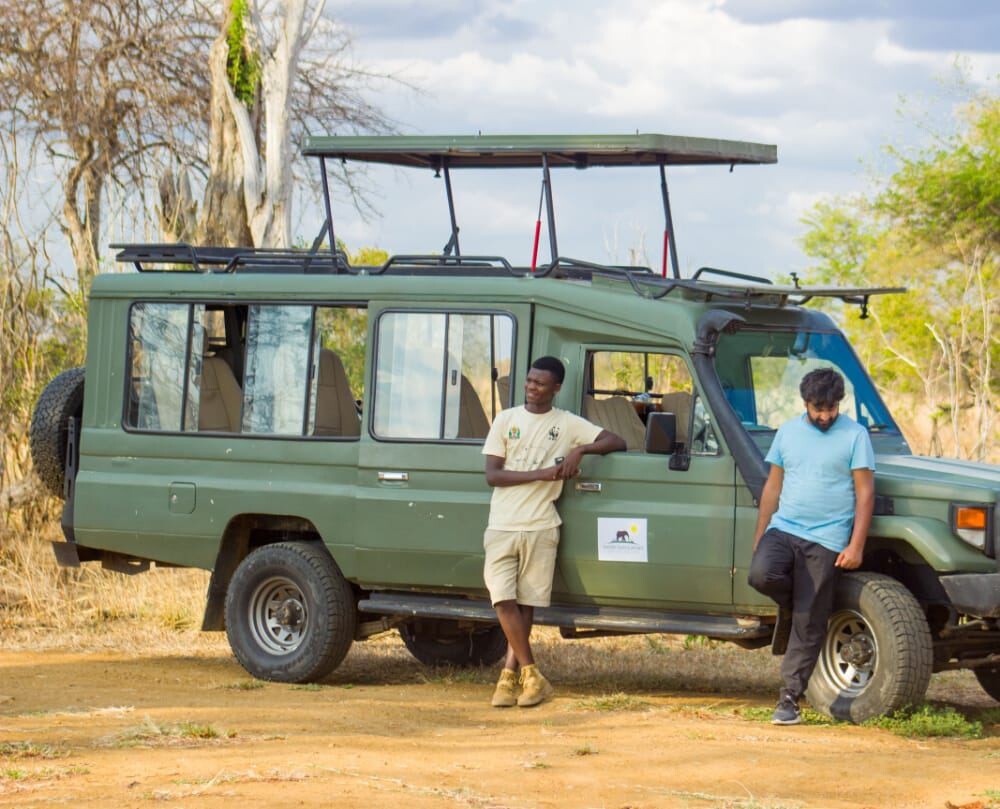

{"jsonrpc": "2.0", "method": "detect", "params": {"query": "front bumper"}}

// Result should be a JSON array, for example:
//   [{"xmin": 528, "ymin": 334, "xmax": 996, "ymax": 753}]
[{"xmin": 940, "ymin": 573, "xmax": 1000, "ymax": 619}]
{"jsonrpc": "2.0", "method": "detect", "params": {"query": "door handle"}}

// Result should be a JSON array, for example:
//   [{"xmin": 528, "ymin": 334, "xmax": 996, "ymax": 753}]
[
  {"xmin": 575, "ymin": 481, "xmax": 602, "ymax": 493},
  {"xmin": 378, "ymin": 471, "xmax": 409, "ymax": 482}
]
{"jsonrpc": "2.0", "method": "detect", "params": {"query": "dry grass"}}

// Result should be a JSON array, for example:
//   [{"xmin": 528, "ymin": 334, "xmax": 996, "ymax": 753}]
[
  {"xmin": 0, "ymin": 742, "xmax": 72, "ymax": 760},
  {"xmin": 0, "ymin": 519, "xmax": 214, "ymax": 652},
  {"xmin": 99, "ymin": 716, "xmax": 234, "ymax": 748}
]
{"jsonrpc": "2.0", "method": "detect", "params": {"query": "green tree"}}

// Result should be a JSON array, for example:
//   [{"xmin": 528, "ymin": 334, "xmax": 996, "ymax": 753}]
[{"xmin": 801, "ymin": 94, "xmax": 999, "ymax": 460}]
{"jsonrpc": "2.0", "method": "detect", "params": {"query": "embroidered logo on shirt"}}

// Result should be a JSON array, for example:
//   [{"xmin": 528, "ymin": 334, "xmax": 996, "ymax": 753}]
[
  {"xmin": 508, "ymin": 425, "xmax": 520, "ymax": 439},
  {"xmin": 548, "ymin": 426, "xmax": 561, "ymax": 441}
]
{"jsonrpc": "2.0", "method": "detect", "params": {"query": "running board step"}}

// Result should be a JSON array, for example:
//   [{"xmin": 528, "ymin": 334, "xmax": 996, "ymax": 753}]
[{"xmin": 357, "ymin": 592, "xmax": 769, "ymax": 639}]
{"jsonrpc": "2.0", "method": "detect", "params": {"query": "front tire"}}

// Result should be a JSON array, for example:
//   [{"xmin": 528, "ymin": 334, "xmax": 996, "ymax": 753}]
[
  {"xmin": 806, "ymin": 572, "xmax": 932, "ymax": 723},
  {"xmin": 399, "ymin": 621, "xmax": 508, "ymax": 667},
  {"xmin": 224, "ymin": 542, "xmax": 356, "ymax": 683}
]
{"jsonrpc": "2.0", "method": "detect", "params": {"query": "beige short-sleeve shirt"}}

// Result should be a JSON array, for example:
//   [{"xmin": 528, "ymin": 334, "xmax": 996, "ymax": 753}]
[{"xmin": 482, "ymin": 406, "xmax": 602, "ymax": 531}]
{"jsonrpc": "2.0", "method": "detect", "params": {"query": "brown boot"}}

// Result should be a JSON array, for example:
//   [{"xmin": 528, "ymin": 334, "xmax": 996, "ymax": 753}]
[
  {"xmin": 491, "ymin": 668, "xmax": 519, "ymax": 707},
  {"xmin": 517, "ymin": 664, "xmax": 554, "ymax": 707}
]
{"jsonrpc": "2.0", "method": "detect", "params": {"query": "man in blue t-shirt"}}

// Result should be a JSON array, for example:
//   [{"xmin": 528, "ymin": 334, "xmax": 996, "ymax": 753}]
[{"xmin": 748, "ymin": 367, "xmax": 876, "ymax": 725}]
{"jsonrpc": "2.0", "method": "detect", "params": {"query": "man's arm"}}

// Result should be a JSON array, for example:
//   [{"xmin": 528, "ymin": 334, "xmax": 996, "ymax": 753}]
[
  {"xmin": 753, "ymin": 464, "xmax": 784, "ymax": 551},
  {"xmin": 556, "ymin": 429, "xmax": 626, "ymax": 479},
  {"xmin": 484, "ymin": 454, "xmax": 561, "ymax": 487},
  {"xmin": 836, "ymin": 468, "xmax": 875, "ymax": 569}
]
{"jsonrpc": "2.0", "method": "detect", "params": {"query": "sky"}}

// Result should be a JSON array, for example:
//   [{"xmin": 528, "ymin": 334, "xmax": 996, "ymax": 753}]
[{"xmin": 307, "ymin": 0, "xmax": 1000, "ymax": 279}]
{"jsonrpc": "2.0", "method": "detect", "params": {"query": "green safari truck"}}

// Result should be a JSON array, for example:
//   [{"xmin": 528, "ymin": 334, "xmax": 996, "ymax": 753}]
[{"xmin": 30, "ymin": 135, "xmax": 1000, "ymax": 722}]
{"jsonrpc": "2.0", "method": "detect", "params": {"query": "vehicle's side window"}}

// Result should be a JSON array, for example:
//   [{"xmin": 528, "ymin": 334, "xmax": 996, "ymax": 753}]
[
  {"xmin": 242, "ymin": 305, "xmax": 313, "ymax": 435},
  {"xmin": 126, "ymin": 303, "xmax": 204, "ymax": 431},
  {"xmin": 373, "ymin": 311, "xmax": 514, "ymax": 441},
  {"xmin": 125, "ymin": 301, "xmax": 367, "ymax": 439},
  {"xmin": 690, "ymin": 395, "xmax": 720, "ymax": 455},
  {"xmin": 308, "ymin": 307, "xmax": 368, "ymax": 437},
  {"xmin": 585, "ymin": 350, "xmax": 717, "ymax": 454}
]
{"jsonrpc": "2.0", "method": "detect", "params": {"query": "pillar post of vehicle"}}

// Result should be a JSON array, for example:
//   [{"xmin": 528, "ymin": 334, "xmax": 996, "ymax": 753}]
[
  {"xmin": 319, "ymin": 156, "xmax": 340, "ymax": 271},
  {"xmin": 542, "ymin": 153, "xmax": 559, "ymax": 268},
  {"xmin": 441, "ymin": 160, "xmax": 461, "ymax": 258},
  {"xmin": 659, "ymin": 160, "xmax": 680, "ymax": 279}
]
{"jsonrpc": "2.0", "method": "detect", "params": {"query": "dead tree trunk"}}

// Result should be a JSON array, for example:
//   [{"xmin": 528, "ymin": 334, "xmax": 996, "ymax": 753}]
[{"xmin": 198, "ymin": 11, "xmax": 256, "ymax": 248}]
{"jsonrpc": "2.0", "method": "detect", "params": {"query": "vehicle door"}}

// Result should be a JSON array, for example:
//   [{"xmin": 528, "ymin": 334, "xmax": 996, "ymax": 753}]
[
  {"xmin": 355, "ymin": 302, "xmax": 531, "ymax": 591},
  {"xmin": 555, "ymin": 348, "xmax": 737, "ymax": 608}
]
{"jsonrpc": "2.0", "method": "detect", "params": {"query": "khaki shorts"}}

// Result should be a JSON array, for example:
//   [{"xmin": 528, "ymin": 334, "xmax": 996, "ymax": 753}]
[{"xmin": 483, "ymin": 527, "xmax": 560, "ymax": 607}]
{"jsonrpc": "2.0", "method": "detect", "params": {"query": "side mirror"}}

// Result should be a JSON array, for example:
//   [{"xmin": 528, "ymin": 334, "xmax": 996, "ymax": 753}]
[{"xmin": 644, "ymin": 412, "xmax": 676, "ymax": 455}]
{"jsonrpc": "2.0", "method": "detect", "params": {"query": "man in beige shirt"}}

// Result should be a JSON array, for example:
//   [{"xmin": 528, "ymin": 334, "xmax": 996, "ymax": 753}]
[{"xmin": 482, "ymin": 356, "xmax": 625, "ymax": 707}]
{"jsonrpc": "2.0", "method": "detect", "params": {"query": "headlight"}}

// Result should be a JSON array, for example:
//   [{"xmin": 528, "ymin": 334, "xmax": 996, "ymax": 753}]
[{"xmin": 950, "ymin": 504, "xmax": 991, "ymax": 552}]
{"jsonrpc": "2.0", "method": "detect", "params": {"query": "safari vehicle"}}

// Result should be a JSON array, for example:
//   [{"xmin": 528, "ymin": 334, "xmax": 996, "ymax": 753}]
[{"xmin": 31, "ymin": 134, "xmax": 999, "ymax": 722}]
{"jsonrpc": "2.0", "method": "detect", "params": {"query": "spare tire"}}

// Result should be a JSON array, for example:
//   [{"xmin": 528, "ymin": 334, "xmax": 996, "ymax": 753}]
[{"xmin": 30, "ymin": 367, "xmax": 85, "ymax": 497}]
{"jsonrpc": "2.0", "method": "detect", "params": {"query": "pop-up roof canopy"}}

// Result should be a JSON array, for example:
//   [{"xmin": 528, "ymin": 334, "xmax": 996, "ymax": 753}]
[
  {"xmin": 303, "ymin": 133, "xmax": 778, "ymax": 278},
  {"xmin": 302, "ymin": 133, "xmax": 777, "ymax": 169}
]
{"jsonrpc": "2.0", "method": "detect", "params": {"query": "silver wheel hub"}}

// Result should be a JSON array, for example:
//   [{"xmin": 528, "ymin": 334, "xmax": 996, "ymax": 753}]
[
  {"xmin": 817, "ymin": 609, "xmax": 878, "ymax": 695},
  {"xmin": 248, "ymin": 576, "xmax": 308, "ymax": 656}
]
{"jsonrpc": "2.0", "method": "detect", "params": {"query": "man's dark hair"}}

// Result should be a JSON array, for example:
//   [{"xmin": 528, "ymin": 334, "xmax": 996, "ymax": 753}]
[
  {"xmin": 530, "ymin": 356, "xmax": 565, "ymax": 384},
  {"xmin": 799, "ymin": 368, "xmax": 845, "ymax": 406}
]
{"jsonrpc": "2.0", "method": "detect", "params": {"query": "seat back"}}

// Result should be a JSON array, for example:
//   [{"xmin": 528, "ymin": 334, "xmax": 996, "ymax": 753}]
[
  {"xmin": 199, "ymin": 356, "xmax": 243, "ymax": 432},
  {"xmin": 583, "ymin": 395, "xmax": 645, "ymax": 451},
  {"xmin": 458, "ymin": 374, "xmax": 491, "ymax": 438},
  {"xmin": 314, "ymin": 348, "xmax": 361, "ymax": 437},
  {"xmin": 659, "ymin": 391, "xmax": 692, "ymax": 443},
  {"xmin": 495, "ymin": 374, "xmax": 511, "ymax": 410}
]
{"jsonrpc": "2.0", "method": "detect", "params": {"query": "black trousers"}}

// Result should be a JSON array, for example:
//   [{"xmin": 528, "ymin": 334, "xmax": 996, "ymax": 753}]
[{"xmin": 748, "ymin": 528, "xmax": 841, "ymax": 701}]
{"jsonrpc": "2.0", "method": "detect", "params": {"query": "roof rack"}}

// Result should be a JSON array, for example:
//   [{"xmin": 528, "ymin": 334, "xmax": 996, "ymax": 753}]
[
  {"xmin": 109, "ymin": 242, "xmax": 902, "ymax": 315},
  {"xmin": 111, "ymin": 243, "xmax": 351, "ymax": 274}
]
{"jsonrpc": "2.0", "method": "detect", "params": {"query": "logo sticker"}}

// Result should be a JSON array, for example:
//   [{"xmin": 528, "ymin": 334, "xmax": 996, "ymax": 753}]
[
  {"xmin": 597, "ymin": 518, "xmax": 648, "ymax": 563},
  {"xmin": 548, "ymin": 426, "xmax": 561, "ymax": 441},
  {"xmin": 508, "ymin": 425, "xmax": 520, "ymax": 439}
]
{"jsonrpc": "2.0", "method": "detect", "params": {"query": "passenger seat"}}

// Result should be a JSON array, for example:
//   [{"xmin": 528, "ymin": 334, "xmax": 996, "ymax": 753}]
[
  {"xmin": 458, "ymin": 374, "xmax": 491, "ymax": 439},
  {"xmin": 198, "ymin": 355, "xmax": 243, "ymax": 432},
  {"xmin": 313, "ymin": 348, "xmax": 361, "ymax": 437},
  {"xmin": 659, "ymin": 392, "xmax": 692, "ymax": 445},
  {"xmin": 495, "ymin": 374, "xmax": 510, "ymax": 410},
  {"xmin": 583, "ymin": 395, "xmax": 646, "ymax": 451}
]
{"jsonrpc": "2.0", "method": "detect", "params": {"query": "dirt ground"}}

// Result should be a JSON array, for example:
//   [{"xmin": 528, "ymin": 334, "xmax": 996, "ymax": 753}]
[{"xmin": 0, "ymin": 631, "xmax": 998, "ymax": 809}]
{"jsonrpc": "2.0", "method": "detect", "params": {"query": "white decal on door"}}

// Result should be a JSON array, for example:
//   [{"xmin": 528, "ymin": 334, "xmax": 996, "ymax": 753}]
[{"xmin": 597, "ymin": 517, "xmax": 648, "ymax": 563}]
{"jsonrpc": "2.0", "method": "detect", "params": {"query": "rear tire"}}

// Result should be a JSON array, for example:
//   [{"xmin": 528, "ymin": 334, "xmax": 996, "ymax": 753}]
[
  {"xmin": 806, "ymin": 572, "xmax": 932, "ymax": 723},
  {"xmin": 29, "ymin": 367, "xmax": 85, "ymax": 497},
  {"xmin": 973, "ymin": 666, "xmax": 1000, "ymax": 703},
  {"xmin": 225, "ymin": 542, "xmax": 356, "ymax": 683},
  {"xmin": 399, "ymin": 621, "xmax": 508, "ymax": 667}
]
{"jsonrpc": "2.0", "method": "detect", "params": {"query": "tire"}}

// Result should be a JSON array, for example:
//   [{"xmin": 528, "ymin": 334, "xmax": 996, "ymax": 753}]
[
  {"xmin": 224, "ymin": 542, "xmax": 356, "ymax": 683},
  {"xmin": 973, "ymin": 666, "xmax": 1000, "ymax": 703},
  {"xmin": 29, "ymin": 367, "xmax": 85, "ymax": 497},
  {"xmin": 399, "ymin": 621, "xmax": 508, "ymax": 667},
  {"xmin": 806, "ymin": 572, "xmax": 933, "ymax": 723}
]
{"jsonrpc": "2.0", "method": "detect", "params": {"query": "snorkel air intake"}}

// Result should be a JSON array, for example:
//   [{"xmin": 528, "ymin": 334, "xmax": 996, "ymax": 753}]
[{"xmin": 692, "ymin": 310, "xmax": 767, "ymax": 502}]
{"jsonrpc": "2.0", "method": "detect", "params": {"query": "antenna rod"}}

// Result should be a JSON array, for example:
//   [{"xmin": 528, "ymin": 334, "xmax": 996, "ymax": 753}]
[
  {"xmin": 319, "ymin": 157, "xmax": 339, "ymax": 271},
  {"xmin": 442, "ymin": 162, "xmax": 461, "ymax": 257},
  {"xmin": 542, "ymin": 153, "xmax": 558, "ymax": 266},
  {"xmin": 659, "ymin": 161, "xmax": 680, "ymax": 279}
]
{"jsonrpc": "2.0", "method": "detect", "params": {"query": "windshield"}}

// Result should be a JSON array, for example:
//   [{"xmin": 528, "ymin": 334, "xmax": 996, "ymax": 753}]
[{"xmin": 714, "ymin": 329, "xmax": 908, "ymax": 454}]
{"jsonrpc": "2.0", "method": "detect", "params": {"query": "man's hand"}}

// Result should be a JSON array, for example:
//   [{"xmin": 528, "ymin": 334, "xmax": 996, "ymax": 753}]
[
  {"xmin": 555, "ymin": 447, "xmax": 585, "ymax": 480},
  {"xmin": 835, "ymin": 544, "xmax": 864, "ymax": 569},
  {"xmin": 538, "ymin": 464, "xmax": 562, "ymax": 482}
]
